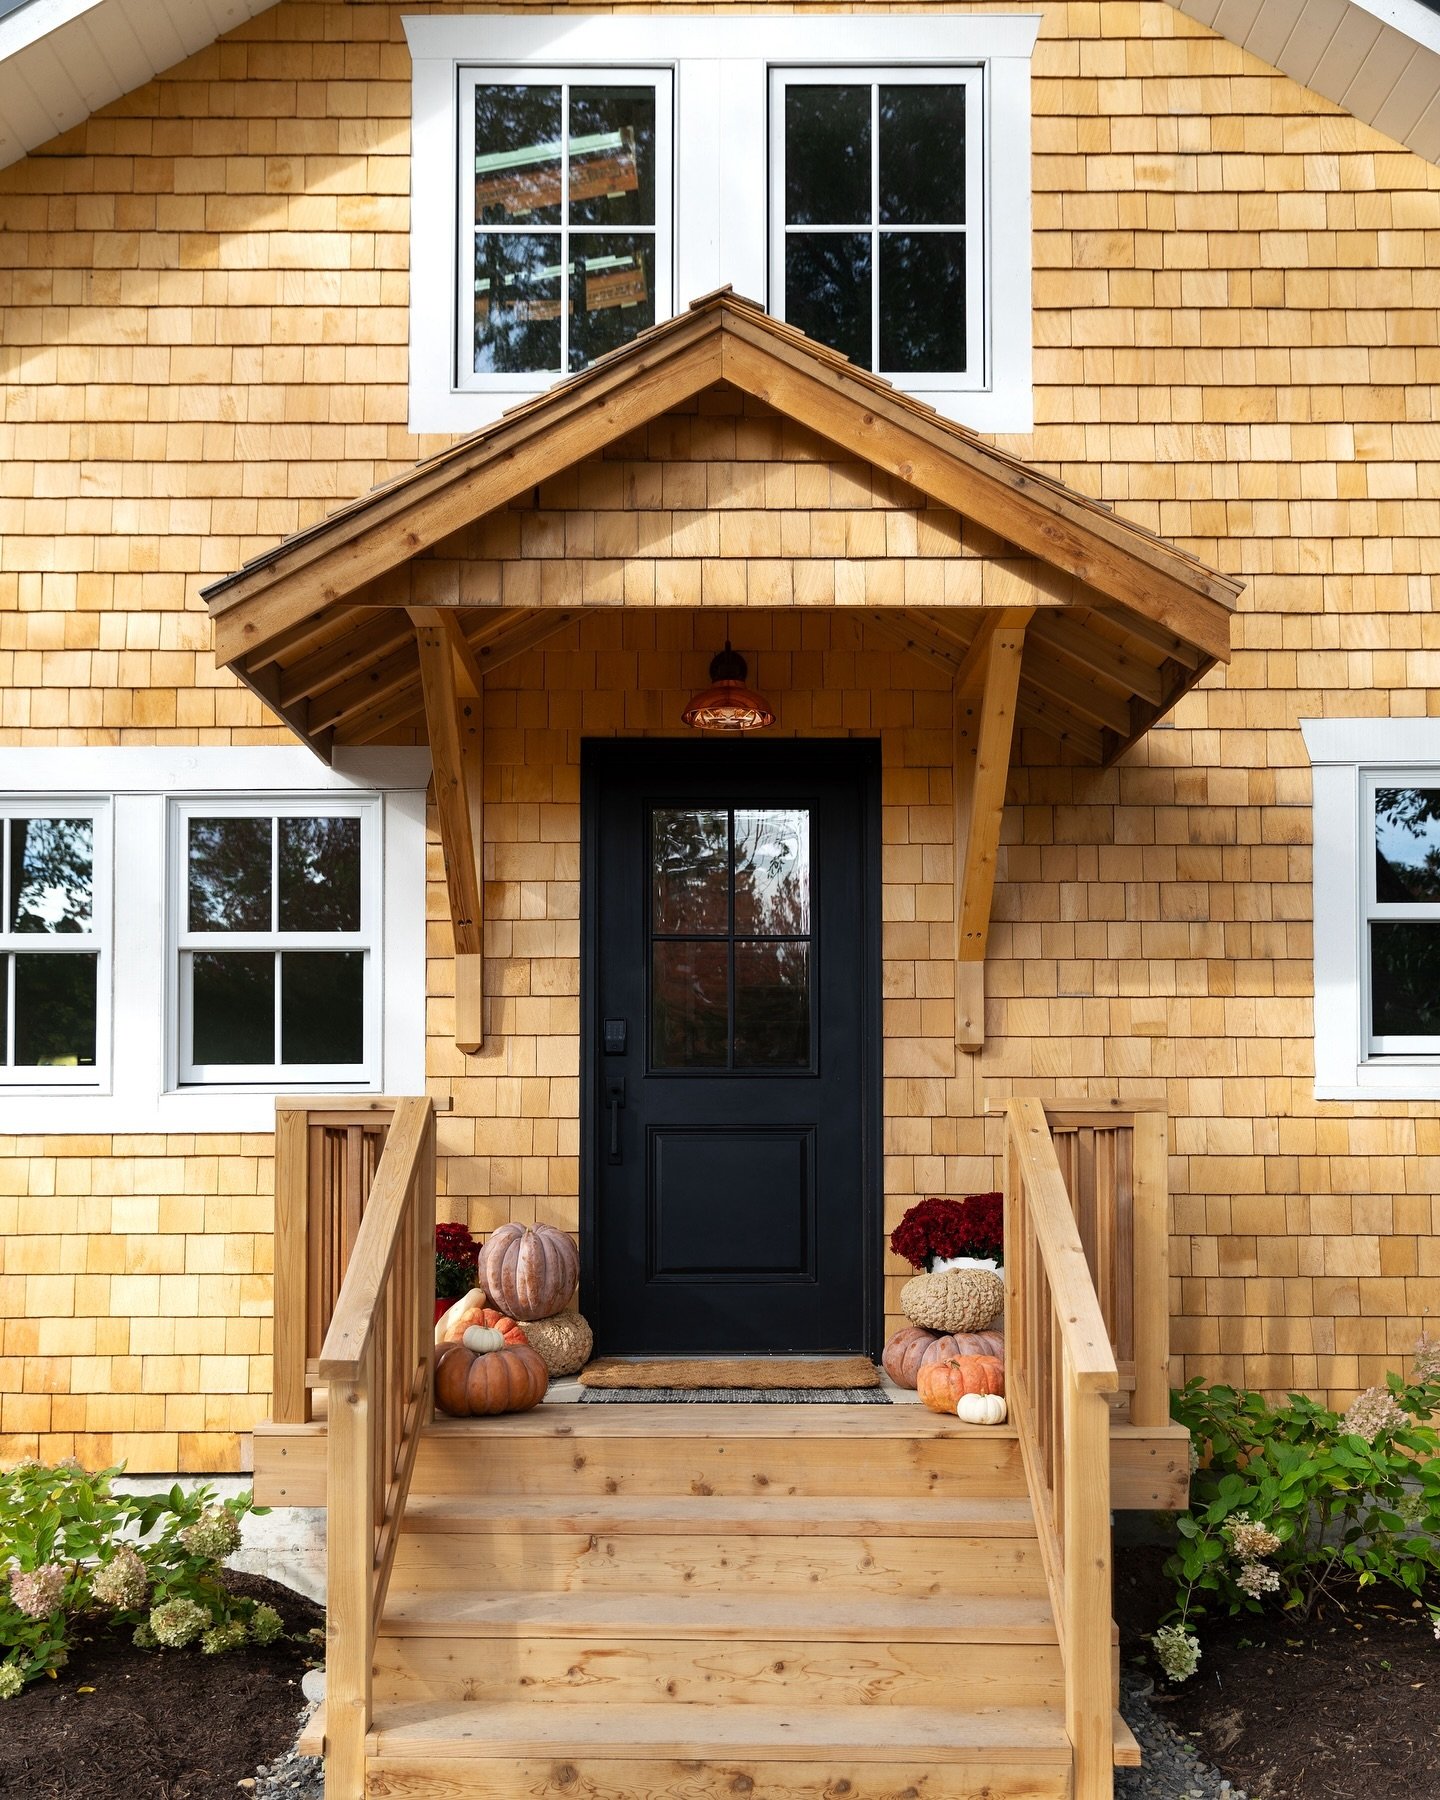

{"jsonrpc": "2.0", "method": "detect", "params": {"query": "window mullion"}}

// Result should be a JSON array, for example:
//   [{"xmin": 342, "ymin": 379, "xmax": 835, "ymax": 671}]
[
  {"xmin": 560, "ymin": 79, "xmax": 570, "ymax": 376},
  {"xmin": 870, "ymin": 80, "xmax": 880, "ymax": 375}
]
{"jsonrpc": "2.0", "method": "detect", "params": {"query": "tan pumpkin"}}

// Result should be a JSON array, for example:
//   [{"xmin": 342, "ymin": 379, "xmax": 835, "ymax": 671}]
[
  {"xmin": 434, "ymin": 1340, "xmax": 549, "ymax": 1417},
  {"xmin": 882, "ymin": 1326, "xmax": 939, "ymax": 1389},
  {"xmin": 917, "ymin": 1330, "xmax": 1005, "ymax": 1372},
  {"xmin": 901, "ymin": 1268, "xmax": 1004, "ymax": 1334},
  {"xmin": 916, "ymin": 1354, "xmax": 1006, "ymax": 1416},
  {"xmin": 437, "ymin": 1299, "xmax": 529, "ymax": 1350},
  {"xmin": 480, "ymin": 1222, "xmax": 579, "ymax": 1322}
]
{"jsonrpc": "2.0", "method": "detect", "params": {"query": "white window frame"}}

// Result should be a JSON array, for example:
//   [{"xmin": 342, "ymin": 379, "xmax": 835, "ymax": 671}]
[
  {"xmin": 0, "ymin": 798, "xmax": 111, "ymax": 1091},
  {"xmin": 171, "ymin": 797, "xmax": 382, "ymax": 1088},
  {"xmin": 0, "ymin": 748, "xmax": 430, "ymax": 1133},
  {"xmin": 456, "ymin": 65, "xmax": 674, "ymax": 393},
  {"xmin": 1303, "ymin": 717, "xmax": 1440, "ymax": 1099},
  {"xmin": 767, "ymin": 66, "xmax": 986, "ymax": 392},
  {"xmin": 405, "ymin": 13, "xmax": 1039, "ymax": 436}
]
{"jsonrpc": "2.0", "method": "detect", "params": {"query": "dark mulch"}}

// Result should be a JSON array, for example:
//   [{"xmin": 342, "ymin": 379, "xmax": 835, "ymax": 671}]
[
  {"xmin": 1117, "ymin": 1541, "xmax": 1440, "ymax": 1800},
  {"xmin": 0, "ymin": 1573, "xmax": 323, "ymax": 1800}
]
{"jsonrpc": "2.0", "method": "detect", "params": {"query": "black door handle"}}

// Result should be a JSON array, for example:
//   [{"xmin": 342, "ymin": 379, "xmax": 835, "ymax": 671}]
[{"xmin": 605, "ymin": 1077, "xmax": 626, "ymax": 1163}]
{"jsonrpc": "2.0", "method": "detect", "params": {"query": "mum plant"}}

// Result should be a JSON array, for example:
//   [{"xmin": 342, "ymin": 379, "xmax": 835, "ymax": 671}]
[
  {"xmin": 1152, "ymin": 1334, "xmax": 1440, "ymax": 1683},
  {"xmin": 890, "ymin": 1192, "xmax": 1004, "ymax": 1272},
  {"xmin": 0, "ymin": 1459, "xmax": 282, "ymax": 1698},
  {"xmin": 435, "ymin": 1220, "xmax": 481, "ymax": 1301}
]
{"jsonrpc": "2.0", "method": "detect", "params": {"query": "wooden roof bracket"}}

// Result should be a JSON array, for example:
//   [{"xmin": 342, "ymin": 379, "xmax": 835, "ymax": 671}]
[
  {"xmin": 954, "ymin": 607, "xmax": 1032, "ymax": 1052},
  {"xmin": 411, "ymin": 608, "xmax": 485, "ymax": 1054}
]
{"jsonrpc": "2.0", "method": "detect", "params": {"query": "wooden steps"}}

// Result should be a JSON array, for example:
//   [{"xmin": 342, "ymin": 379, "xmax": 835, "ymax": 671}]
[{"xmin": 345, "ymin": 1407, "xmax": 1137, "ymax": 1797}]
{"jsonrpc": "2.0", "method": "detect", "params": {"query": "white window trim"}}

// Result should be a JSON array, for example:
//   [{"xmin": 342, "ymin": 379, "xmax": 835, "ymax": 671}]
[
  {"xmin": 0, "ymin": 748, "xmax": 430, "ymax": 1133},
  {"xmin": 404, "ymin": 13, "xmax": 1040, "ymax": 436},
  {"xmin": 0, "ymin": 799, "xmax": 111, "ymax": 1091},
  {"xmin": 1302, "ymin": 717, "xmax": 1440, "ymax": 1099}
]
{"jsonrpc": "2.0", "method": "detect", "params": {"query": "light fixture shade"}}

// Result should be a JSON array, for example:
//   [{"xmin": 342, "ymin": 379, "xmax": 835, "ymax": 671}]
[{"xmin": 682, "ymin": 644, "xmax": 775, "ymax": 732}]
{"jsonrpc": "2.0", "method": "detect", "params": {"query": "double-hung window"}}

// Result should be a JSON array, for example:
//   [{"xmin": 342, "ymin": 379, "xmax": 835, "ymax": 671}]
[
  {"xmin": 1365, "ymin": 780, "xmax": 1440, "ymax": 1054},
  {"xmin": 769, "ymin": 69, "xmax": 983, "ymax": 385},
  {"xmin": 458, "ymin": 67, "xmax": 673, "ymax": 387},
  {"xmin": 174, "ymin": 800, "xmax": 379, "ymax": 1086},
  {"xmin": 0, "ymin": 803, "xmax": 108, "ymax": 1085}
]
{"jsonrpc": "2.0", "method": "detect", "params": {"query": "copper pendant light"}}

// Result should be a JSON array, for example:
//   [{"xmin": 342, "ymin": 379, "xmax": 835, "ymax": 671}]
[{"xmin": 681, "ymin": 640, "xmax": 775, "ymax": 733}]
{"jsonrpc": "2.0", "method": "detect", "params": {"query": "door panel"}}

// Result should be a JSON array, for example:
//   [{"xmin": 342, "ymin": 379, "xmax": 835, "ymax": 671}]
[{"xmin": 582, "ymin": 739, "xmax": 880, "ymax": 1356}]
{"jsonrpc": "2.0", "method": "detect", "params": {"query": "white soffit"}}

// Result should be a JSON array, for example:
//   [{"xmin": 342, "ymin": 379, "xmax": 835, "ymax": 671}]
[
  {"xmin": 0, "ymin": 0, "xmax": 273, "ymax": 170},
  {"xmin": 1175, "ymin": 0, "xmax": 1440, "ymax": 164}
]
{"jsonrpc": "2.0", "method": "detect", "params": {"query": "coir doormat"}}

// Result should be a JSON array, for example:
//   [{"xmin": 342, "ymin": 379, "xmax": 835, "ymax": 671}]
[
  {"xmin": 578, "ymin": 1387, "xmax": 891, "ymax": 1404},
  {"xmin": 579, "ymin": 1355, "xmax": 881, "ymax": 1391}
]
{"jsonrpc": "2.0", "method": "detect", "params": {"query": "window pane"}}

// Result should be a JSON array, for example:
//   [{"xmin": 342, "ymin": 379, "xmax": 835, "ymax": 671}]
[
  {"xmin": 13, "ymin": 953, "xmax": 96, "ymax": 1067},
  {"xmin": 192, "ymin": 951, "xmax": 274, "ymax": 1065},
  {"xmin": 279, "ymin": 817, "xmax": 361, "ymax": 932},
  {"xmin": 652, "ymin": 940, "xmax": 728, "ymax": 1069},
  {"xmin": 880, "ymin": 233, "xmax": 967, "ymax": 374},
  {"xmin": 879, "ymin": 84, "xmax": 965, "ymax": 225},
  {"xmin": 188, "ymin": 817, "xmax": 272, "ymax": 932},
  {"xmin": 569, "ymin": 235, "xmax": 656, "ymax": 372},
  {"xmin": 474, "ymin": 232, "xmax": 563, "ymax": 374},
  {"xmin": 281, "ymin": 952, "xmax": 365, "ymax": 1065},
  {"xmin": 1375, "ymin": 788, "xmax": 1440, "ymax": 902},
  {"xmin": 653, "ymin": 809, "xmax": 729, "ymax": 935},
  {"xmin": 569, "ymin": 86, "xmax": 656, "ymax": 226},
  {"xmin": 9, "ymin": 818, "xmax": 93, "ymax": 934},
  {"xmin": 785, "ymin": 232, "xmax": 871, "ymax": 368},
  {"xmin": 734, "ymin": 810, "xmax": 810, "ymax": 936},
  {"xmin": 734, "ymin": 940, "xmax": 810, "ymax": 1069},
  {"xmin": 785, "ymin": 84, "xmax": 871, "ymax": 224},
  {"xmin": 1371, "ymin": 923, "xmax": 1440, "ymax": 1038},
  {"xmin": 475, "ymin": 84, "xmax": 561, "ymax": 224}
]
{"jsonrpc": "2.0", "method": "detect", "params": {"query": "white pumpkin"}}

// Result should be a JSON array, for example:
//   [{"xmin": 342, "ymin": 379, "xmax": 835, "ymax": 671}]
[
  {"xmin": 955, "ymin": 1391, "xmax": 1008, "ymax": 1426},
  {"xmin": 462, "ymin": 1324, "xmax": 508, "ymax": 1354}
]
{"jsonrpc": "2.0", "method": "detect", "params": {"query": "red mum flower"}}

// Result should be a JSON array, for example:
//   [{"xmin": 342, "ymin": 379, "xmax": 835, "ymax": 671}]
[{"xmin": 890, "ymin": 1193, "xmax": 1003, "ymax": 1271}]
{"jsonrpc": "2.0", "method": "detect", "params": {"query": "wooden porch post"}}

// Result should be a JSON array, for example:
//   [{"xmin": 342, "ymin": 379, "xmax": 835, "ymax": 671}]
[
  {"xmin": 411, "ymin": 609, "xmax": 485, "ymax": 1054},
  {"xmin": 953, "ymin": 608, "xmax": 1031, "ymax": 1051}
]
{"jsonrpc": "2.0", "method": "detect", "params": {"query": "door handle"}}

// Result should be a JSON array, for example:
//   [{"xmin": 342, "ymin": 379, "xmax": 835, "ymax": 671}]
[{"xmin": 605, "ymin": 1077, "xmax": 626, "ymax": 1164}]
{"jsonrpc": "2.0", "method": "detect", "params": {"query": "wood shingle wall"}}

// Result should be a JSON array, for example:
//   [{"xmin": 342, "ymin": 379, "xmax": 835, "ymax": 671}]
[{"xmin": 1, "ymin": 0, "xmax": 1438, "ymax": 1469}]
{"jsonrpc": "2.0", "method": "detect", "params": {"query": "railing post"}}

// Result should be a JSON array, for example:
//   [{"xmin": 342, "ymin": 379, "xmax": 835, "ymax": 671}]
[
  {"xmin": 1065, "ymin": 1372, "xmax": 1115, "ymax": 1800},
  {"xmin": 1129, "ymin": 1109, "xmax": 1170, "ymax": 1429},
  {"xmin": 273, "ymin": 1106, "xmax": 311, "ymax": 1424},
  {"xmin": 326, "ymin": 1368, "xmax": 373, "ymax": 1800}
]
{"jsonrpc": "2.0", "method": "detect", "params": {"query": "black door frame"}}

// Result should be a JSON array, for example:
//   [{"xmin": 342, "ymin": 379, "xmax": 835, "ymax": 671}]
[{"xmin": 579, "ymin": 736, "xmax": 885, "ymax": 1358}]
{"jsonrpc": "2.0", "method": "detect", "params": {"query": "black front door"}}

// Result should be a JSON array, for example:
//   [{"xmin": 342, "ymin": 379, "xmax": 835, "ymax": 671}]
[{"xmin": 582, "ymin": 739, "xmax": 880, "ymax": 1356}]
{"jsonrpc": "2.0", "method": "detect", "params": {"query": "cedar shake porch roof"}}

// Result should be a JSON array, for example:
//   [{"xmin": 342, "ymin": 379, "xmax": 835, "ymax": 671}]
[{"xmin": 201, "ymin": 289, "xmax": 1242, "ymax": 767}]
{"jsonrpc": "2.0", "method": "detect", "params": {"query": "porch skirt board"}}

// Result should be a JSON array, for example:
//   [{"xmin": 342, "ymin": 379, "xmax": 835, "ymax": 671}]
[{"xmin": 578, "ymin": 1387, "xmax": 891, "ymax": 1404}]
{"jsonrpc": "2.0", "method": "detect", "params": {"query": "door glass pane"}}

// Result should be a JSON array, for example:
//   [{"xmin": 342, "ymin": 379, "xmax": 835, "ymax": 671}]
[
  {"xmin": 281, "ymin": 952, "xmax": 364, "ymax": 1065},
  {"xmin": 474, "ymin": 232, "xmax": 563, "ymax": 374},
  {"xmin": 880, "ymin": 234, "xmax": 967, "ymax": 374},
  {"xmin": 879, "ymin": 84, "xmax": 965, "ymax": 225},
  {"xmin": 188, "ymin": 818, "xmax": 271, "ymax": 932},
  {"xmin": 784, "ymin": 84, "xmax": 871, "ymax": 224},
  {"xmin": 569, "ymin": 86, "xmax": 656, "ymax": 226},
  {"xmin": 14, "ymin": 953, "xmax": 97, "ymax": 1067},
  {"xmin": 652, "ymin": 940, "xmax": 728, "ymax": 1068},
  {"xmin": 9, "ymin": 818, "xmax": 93, "ymax": 934},
  {"xmin": 785, "ymin": 232, "xmax": 871, "ymax": 368},
  {"xmin": 653, "ymin": 809, "xmax": 729, "ymax": 934},
  {"xmin": 734, "ymin": 940, "xmax": 810, "ymax": 1069},
  {"xmin": 279, "ymin": 817, "xmax": 361, "ymax": 932},
  {"xmin": 734, "ymin": 809, "xmax": 810, "ymax": 936},
  {"xmin": 569, "ymin": 235, "xmax": 655, "ymax": 372},
  {"xmin": 475, "ymin": 85, "xmax": 562, "ymax": 224},
  {"xmin": 1374, "ymin": 787, "xmax": 1440, "ymax": 901},
  {"xmin": 192, "ymin": 951, "xmax": 274, "ymax": 1065},
  {"xmin": 1371, "ymin": 923, "xmax": 1440, "ymax": 1038}
]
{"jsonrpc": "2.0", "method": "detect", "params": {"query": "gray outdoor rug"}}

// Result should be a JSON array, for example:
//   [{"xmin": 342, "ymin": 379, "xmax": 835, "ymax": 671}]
[{"xmin": 577, "ymin": 1387, "xmax": 892, "ymax": 1403}]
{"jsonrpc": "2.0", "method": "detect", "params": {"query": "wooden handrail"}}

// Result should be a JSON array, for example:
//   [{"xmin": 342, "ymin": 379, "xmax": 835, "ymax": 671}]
[
  {"xmin": 1004, "ymin": 1095, "xmax": 1120, "ymax": 1800},
  {"xmin": 319, "ymin": 1095, "xmax": 437, "ymax": 1800}
]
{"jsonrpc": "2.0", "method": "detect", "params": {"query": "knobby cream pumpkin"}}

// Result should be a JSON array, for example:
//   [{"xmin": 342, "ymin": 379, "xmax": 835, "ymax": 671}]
[
  {"xmin": 434, "ymin": 1340, "xmax": 549, "ymax": 1417},
  {"xmin": 480, "ymin": 1222, "xmax": 579, "ymax": 1322},
  {"xmin": 881, "ymin": 1326, "xmax": 939, "ymax": 1389},
  {"xmin": 916, "ymin": 1354, "xmax": 1006, "ymax": 1416}
]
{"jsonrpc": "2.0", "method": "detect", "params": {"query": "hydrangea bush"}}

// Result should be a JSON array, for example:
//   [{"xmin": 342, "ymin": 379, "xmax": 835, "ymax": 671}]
[
  {"xmin": 0, "ymin": 1458, "xmax": 283, "ymax": 1697},
  {"xmin": 1154, "ymin": 1334, "xmax": 1440, "ymax": 1681}
]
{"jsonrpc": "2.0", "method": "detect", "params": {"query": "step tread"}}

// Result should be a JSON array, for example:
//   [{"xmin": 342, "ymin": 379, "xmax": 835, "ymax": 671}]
[
  {"xmin": 422, "ymin": 1405, "xmax": 1016, "ymax": 1441},
  {"xmin": 401, "ymin": 1492, "xmax": 1037, "ymax": 1538},
  {"xmin": 380, "ymin": 1586, "xmax": 1060, "ymax": 1643},
  {"xmin": 366, "ymin": 1700, "xmax": 1072, "ymax": 1763}
]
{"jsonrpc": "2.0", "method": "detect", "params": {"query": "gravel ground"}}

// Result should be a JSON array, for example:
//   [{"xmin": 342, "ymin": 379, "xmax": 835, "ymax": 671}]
[
  {"xmin": 1118, "ymin": 1669, "xmax": 1248, "ymax": 1800},
  {"xmin": 244, "ymin": 1706, "xmax": 323, "ymax": 1800}
]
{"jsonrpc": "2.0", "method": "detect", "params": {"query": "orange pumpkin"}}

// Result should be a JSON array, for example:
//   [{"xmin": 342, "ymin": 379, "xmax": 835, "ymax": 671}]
[
  {"xmin": 916, "ymin": 1354, "xmax": 1006, "ymax": 1416},
  {"xmin": 434, "ymin": 1340, "xmax": 549, "ymax": 1417},
  {"xmin": 882, "ymin": 1326, "xmax": 939, "ymax": 1388},
  {"xmin": 918, "ymin": 1330, "xmax": 1005, "ymax": 1371},
  {"xmin": 437, "ymin": 1300, "xmax": 529, "ymax": 1350}
]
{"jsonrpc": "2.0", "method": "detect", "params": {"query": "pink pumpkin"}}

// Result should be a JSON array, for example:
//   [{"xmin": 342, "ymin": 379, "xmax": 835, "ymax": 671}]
[
  {"xmin": 882, "ymin": 1325, "xmax": 939, "ymax": 1389},
  {"xmin": 918, "ymin": 1330, "xmax": 1005, "ymax": 1372},
  {"xmin": 479, "ymin": 1222, "xmax": 578, "ymax": 1321}
]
